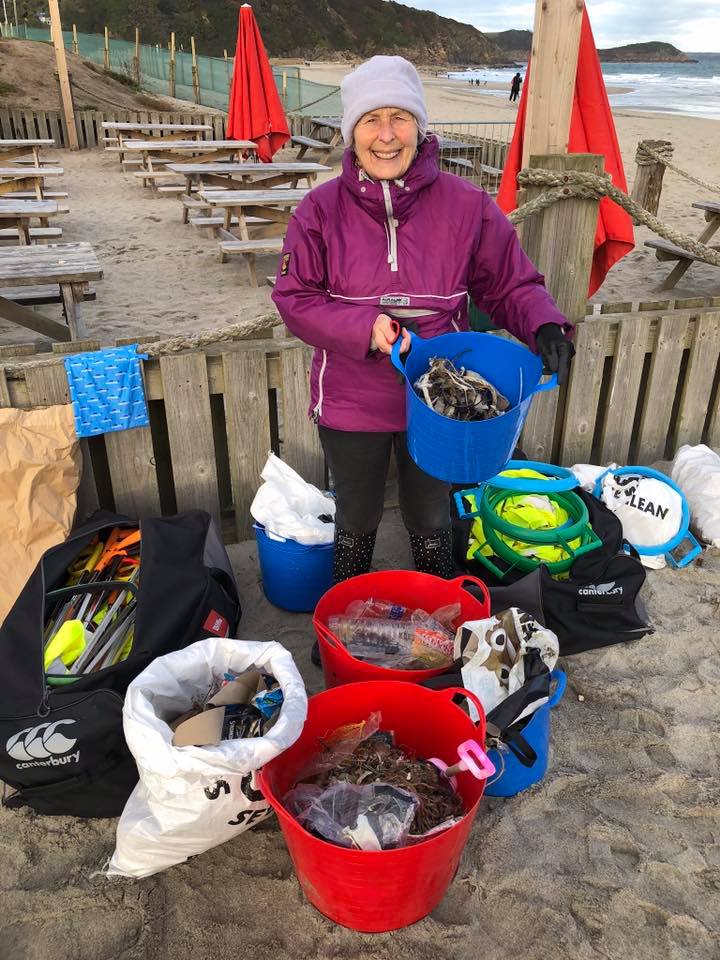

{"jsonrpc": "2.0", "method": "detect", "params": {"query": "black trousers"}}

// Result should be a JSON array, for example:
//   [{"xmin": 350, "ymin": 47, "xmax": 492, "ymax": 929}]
[{"xmin": 318, "ymin": 427, "xmax": 451, "ymax": 536}]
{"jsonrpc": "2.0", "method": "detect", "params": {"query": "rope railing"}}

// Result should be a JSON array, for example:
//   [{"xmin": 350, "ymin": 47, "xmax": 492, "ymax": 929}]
[
  {"xmin": 3, "ymin": 166, "xmax": 719, "ymax": 377},
  {"xmin": 509, "ymin": 168, "xmax": 720, "ymax": 268},
  {"xmin": 635, "ymin": 139, "xmax": 720, "ymax": 196}
]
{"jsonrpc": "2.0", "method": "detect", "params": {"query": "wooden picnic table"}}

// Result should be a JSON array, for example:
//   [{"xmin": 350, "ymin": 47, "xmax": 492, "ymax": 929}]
[
  {"xmin": 166, "ymin": 160, "xmax": 329, "ymax": 206},
  {"xmin": 124, "ymin": 140, "xmax": 258, "ymax": 189},
  {"xmin": 0, "ymin": 242, "xmax": 102, "ymax": 341},
  {"xmin": 645, "ymin": 200, "xmax": 720, "ymax": 290},
  {"xmin": 0, "ymin": 199, "xmax": 60, "ymax": 245},
  {"xmin": 101, "ymin": 121, "xmax": 212, "ymax": 153},
  {"xmin": 0, "ymin": 138, "xmax": 55, "ymax": 166},
  {"xmin": 292, "ymin": 118, "xmax": 343, "ymax": 159},
  {"xmin": 0, "ymin": 165, "xmax": 64, "ymax": 200},
  {"xmin": 200, "ymin": 188, "xmax": 308, "ymax": 285}
]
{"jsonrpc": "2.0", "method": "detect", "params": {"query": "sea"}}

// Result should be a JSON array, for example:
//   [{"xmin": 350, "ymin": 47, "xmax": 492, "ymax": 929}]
[{"xmin": 448, "ymin": 52, "xmax": 720, "ymax": 121}]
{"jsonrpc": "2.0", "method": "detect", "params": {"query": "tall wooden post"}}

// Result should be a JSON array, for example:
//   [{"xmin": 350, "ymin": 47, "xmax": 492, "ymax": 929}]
[
  {"xmin": 519, "ymin": 153, "xmax": 604, "ymax": 462},
  {"xmin": 169, "ymin": 32, "xmax": 176, "ymax": 98},
  {"xmin": 522, "ymin": 0, "xmax": 584, "ymax": 167},
  {"xmin": 282, "ymin": 69, "xmax": 288, "ymax": 103},
  {"xmin": 48, "ymin": 0, "xmax": 79, "ymax": 150},
  {"xmin": 190, "ymin": 35, "xmax": 200, "ymax": 103},
  {"xmin": 71, "ymin": 22, "xmax": 78, "ymax": 54},
  {"xmin": 103, "ymin": 25, "xmax": 110, "ymax": 70},
  {"xmin": 133, "ymin": 26, "xmax": 140, "ymax": 85}
]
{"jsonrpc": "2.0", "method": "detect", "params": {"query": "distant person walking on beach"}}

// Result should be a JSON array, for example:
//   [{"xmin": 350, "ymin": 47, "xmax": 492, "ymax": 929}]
[{"xmin": 510, "ymin": 72, "xmax": 522, "ymax": 102}]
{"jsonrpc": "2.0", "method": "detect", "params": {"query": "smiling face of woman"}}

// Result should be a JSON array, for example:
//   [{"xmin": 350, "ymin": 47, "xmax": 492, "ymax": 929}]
[{"xmin": 353, "ymin": 106, "xmax": 419, "ymax": 181}]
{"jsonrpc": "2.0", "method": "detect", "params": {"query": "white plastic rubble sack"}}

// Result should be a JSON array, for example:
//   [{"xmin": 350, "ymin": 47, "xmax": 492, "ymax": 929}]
[
  {"xmin": 672, "ymin": 444, "xmax": 720, "ymax": 547},
  {"xmin": 106, "ymin": 638, "xmax": 307, "ymax": 878},
  {"xmin": 250, "ymin": 452, "xmax": 335, "ymax": 545}
]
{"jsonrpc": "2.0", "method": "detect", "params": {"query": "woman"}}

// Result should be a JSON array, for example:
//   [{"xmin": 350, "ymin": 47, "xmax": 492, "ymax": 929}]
[{"xmin": 273, "ymin": 55, "xmax": 573, "ymax": 589}]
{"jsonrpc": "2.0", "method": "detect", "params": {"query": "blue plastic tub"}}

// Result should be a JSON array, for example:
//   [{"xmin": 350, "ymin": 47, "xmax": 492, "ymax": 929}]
[
  {"xmin": 485, "ymin": 669, "xmax": 566, "ymax": 797},
  {"xmin": 254, "ymin": 523, "xmax": 334, "ymax": 612},
  {"xmin": 391, "ymin": 331, "xmax": 557, "ymax": 484}
]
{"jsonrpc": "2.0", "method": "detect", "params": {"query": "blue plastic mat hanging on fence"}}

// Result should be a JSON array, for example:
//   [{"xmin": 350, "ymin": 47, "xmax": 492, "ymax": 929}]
[{"xmin": 64, "ymin": 345, "xmax": 149, "ymax": 438}]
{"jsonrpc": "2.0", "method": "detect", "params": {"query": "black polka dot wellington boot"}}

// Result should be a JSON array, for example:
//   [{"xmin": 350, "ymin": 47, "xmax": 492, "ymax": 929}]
[
  {"xmin": 311, "ymin": 528, "xmax": 378, "ymax": 667},
  {"xmin": 408, "ymin": 528, "xmax": 456, "ymax": 579}
]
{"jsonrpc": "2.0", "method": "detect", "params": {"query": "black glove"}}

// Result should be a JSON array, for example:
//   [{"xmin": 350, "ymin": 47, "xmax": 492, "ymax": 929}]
[{"xmin": 535, "ymin": 323, "xmax": 575, "ymax": 385}]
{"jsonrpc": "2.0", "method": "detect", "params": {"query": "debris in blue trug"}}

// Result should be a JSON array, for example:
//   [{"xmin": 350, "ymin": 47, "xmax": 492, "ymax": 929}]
[{"xmin": 63, "ymin": 344, "xmax": 150, "ymax": 438}]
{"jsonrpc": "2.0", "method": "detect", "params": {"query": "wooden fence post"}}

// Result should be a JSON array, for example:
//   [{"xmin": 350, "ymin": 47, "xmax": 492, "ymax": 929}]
[
  {"xmin": 282, "ymin": 69, "xmax": 288, "ymax": 103},
  {"xmin": 133, "ymin": 26, "xmax": 140, "ymax": 85},
  {"xmin": 48, "ymin": 0, "xmax": 78, "ymax": 150},
  {"xmin": 169, "ymin": 32, "xmax": 176, "ymax": 98},
  {"xmin": 518, "ymin": 152, "xmax": 604, "ymax": 462},
  {"xmin": 190, "ymin": 35, "xmax": 200, "ymax": 103},
  {"xmin": 71, "ymin": 22, "xmax": 78, "ymax": 55},
  {"xmin": 103, "ymin": 25, "xmax": 110, "ymax": 70},
  {"xmin": 631, "ymin": 139, "xmax": 672, "ymax": 216}
]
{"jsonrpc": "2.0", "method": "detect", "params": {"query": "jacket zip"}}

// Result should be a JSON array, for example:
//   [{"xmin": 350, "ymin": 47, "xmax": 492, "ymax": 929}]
[
  {"xmin": 380, "ymin": 180, "xmax": 399, "ymax": 273},
  {"xmin": 312, "ymin": 349, "xmax": 328, "ymax": 422}
]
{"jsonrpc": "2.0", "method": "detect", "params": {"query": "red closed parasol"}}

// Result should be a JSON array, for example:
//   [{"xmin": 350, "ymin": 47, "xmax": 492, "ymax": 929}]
[
  {"xmin": 497, "ymin": 8, "xmax": 634, "ymax": 296},
  {"xmin": 226, "ymin": 3, "xmax": 290, "ymax": 162}
]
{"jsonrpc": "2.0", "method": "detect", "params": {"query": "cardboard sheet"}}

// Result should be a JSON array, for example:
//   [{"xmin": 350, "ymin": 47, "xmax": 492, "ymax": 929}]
[{"xmin": 0, "ymin": 405, "xmax": 80, "ymax": 624}]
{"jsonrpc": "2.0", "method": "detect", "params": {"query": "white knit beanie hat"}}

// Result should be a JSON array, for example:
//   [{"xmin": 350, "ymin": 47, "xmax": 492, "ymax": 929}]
[{"xmin": 340, "ymin": 55, "xmax": 428, "ymax": 146}]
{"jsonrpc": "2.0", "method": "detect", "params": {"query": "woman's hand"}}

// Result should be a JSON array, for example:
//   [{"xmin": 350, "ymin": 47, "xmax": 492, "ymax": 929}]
[{"xmin": 371, "ymin": 314, "xmax": 411, "ymax": 355}]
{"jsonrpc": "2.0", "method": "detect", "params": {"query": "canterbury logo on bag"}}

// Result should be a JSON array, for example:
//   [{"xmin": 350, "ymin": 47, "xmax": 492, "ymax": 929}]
[
  {"xmin": 5, "ymin": 720, "xmax": 81, "ymax": 769},
  {"xmin": 578, "ymin": 581, "xmax": 623, "ymax": 597}
]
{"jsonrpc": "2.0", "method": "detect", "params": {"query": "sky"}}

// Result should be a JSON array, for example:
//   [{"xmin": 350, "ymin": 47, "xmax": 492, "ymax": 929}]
[{"xmin": 396, "ymin": 1, "xmax": 720, "ymax": 51}]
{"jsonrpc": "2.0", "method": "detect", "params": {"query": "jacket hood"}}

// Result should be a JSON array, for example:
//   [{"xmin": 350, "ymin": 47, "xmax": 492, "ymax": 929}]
[{"xmin": 340, "ymin": 134, "xmax": 440, "ymax": 223}]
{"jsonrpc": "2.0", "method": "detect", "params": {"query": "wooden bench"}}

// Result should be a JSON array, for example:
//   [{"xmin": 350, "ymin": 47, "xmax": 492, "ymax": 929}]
[
  {"xmin": 442, "ymin": 156, "xmax": 474, "ymax": 171},
  {"xmin": 644, "ymin": 200, "xmax": 720, "ymax": 290},
  {"xmin": 2, "ymin": 190, "xmax": 68, "ymax": 200},
  {"xmin": 0, "ymin": 226, "xmax": 63, "ymax": 242},
  {"xmin": 0, "ymin": 284, "xmax": 96, "ymax": 306},
  {"xmin": 218, "ymin": 236, "xmax": 284, "ymax": 284},
  {"xmin": 291, "ymin": 135, "xmax": 333, "ymax": 160}
]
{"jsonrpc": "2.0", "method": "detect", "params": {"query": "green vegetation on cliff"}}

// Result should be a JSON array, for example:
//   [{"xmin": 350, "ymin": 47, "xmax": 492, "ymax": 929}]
[{"xmin": 60, "ymin": 0, "xmax": 500, "ymax": 64}]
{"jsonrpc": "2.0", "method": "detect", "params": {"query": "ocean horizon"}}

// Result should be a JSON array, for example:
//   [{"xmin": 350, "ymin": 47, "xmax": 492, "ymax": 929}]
[{"xmin": 448, "ymin": 52, "xmax": 720, "ymax": 121}]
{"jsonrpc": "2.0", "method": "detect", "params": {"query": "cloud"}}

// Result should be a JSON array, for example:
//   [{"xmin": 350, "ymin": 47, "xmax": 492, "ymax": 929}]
[{"xmin": 398, "ymin": 0, "xmax": 720, "ymax": 50}]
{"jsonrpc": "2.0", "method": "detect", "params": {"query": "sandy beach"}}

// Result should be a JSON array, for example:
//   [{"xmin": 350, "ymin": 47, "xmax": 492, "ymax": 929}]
[
  {"xmin": 1, "ymin": 60, "xmax": 720, "ymax": 960},
  {"xmin": 2, "ymin": 505, "xmax": 719, "ymax": 960}
]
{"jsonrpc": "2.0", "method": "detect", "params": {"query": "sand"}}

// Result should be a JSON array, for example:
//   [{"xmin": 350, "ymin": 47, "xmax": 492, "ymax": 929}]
[
  {"xmin": 2, "ymin": 63, "xmax": 720, "ymax": 960},
  {"xmin": 2, "ymin": 506, "xmax": 719, "ymax": 960}
]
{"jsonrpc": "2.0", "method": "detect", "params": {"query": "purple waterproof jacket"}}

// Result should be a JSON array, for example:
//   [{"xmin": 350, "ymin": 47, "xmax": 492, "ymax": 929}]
[{"xmin": 272, "ymin": 136, "xmax": 569, "ymax": 432}]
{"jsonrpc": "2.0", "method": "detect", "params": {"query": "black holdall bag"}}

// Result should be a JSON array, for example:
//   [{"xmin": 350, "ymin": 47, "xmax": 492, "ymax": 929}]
[
  {"xmin": 0, "ymin": 509, "xmax": 241, "ymax": 818},
  {"xmin": 488, "ymin": 490, "xmax": 653, "ymax": 656}
]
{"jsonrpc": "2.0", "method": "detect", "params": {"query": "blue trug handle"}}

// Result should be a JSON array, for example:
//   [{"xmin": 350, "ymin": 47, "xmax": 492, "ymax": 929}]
[
  {"xmin": 547, "ymin": 669, "xmax": 567, "ymax": 708},
  {"xmin": 454, "ymin": 488, "xmax": 482, "ymax": 519},
  {"xmin": 389, "ymin": 329, "xmax": 416, "ymax": 376},
  {"xmin": 484, "ymin": 461, "xmax": 578, "ymax": 493},
  {"xmin": 532, "ymin": 373, "xmax": 559, "ymax": 394}
]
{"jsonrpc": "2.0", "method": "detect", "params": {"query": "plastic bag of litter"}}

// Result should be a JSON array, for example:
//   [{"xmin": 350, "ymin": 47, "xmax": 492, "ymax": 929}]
[
  {"xmin": 285, "ymin": 781, "xmax": 418, "ymax": 850},
  {"xmin": 672, "ymin": 444, "xmax": 720, "ymax": 547},
  {"xmin": 250, "ymin": 452, "xmax": 335, "ymax": 545},
  {"xmin": 106, "ymin": 638, "xmax": 307, "ymax": 879},
  {"xmin": 455, "ymin": 608, "xmax": 559, "ymax": 724}
]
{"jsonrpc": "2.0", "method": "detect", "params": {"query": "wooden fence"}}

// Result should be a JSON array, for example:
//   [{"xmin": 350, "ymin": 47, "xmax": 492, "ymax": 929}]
[
  {"xmin": 521, "ymin": 298, "xmax": 720, "ymax": 467},
  {"xmin": 3, "ymin": 298, "xmax": 719, "ymax": 543},
  {"xmin": 1, "ymin": 336, "xmax": 323, "ymax": 542},
  {"xmin": 0, "ymin": 107, "xmax": 227, "ymax": 150}
]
